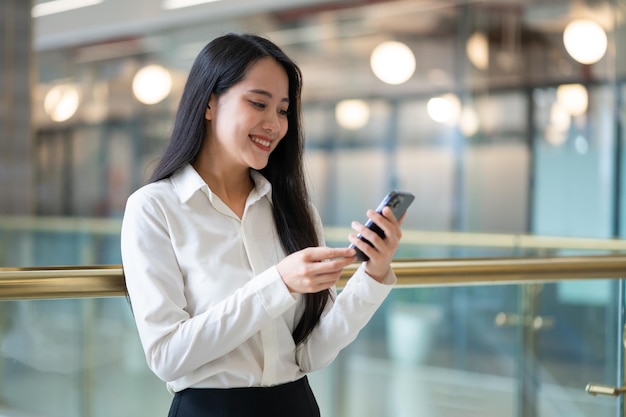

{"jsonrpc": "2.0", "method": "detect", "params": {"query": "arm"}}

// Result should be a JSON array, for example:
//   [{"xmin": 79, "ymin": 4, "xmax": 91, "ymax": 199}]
[
  {"xmin": 295, "ymin": 205, "xmax": 401, "ymax": 371},
  {"xmin": 121, "ymin": 191, "xmax": 296, "ymax": 382},
  {"xmin": 295, "ymin": 265, "xmax": 395, "ymax": 372}
]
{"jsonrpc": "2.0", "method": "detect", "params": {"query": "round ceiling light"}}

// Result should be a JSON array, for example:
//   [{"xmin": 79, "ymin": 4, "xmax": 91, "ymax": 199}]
[
  {"xmin": 466, "ymin": 32, "xmax": 489, "ymax": 70},
  {"xmin": 370, "ymin": 41, "xmax": 416, "ymax": 85},
  {"xmin": 132, "ymin": 64, "xmax": 172, "ymax": 105},
  {"xmin": 563, "ymin": 19, "xmax": 607, "ymax": 65},
  {"xmin": 556, "ymin": 83, "xmax": 588, "ymax": 116},
  {"xmin": 427, "ymin": 94, "xmax": 461, "ymax": 124},
  {"xmin": 335, "ymin": 99, "xmax": 371, "ymax": 130},
  {"xmin": 43, "ymin": 84, "xmax": 80, "ymax": 122}
]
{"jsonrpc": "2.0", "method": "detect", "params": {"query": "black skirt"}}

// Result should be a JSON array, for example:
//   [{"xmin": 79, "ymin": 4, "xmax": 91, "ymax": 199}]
[{"xmin": 167, "ymin": 376, "xmax": 321, "ymax": 417}]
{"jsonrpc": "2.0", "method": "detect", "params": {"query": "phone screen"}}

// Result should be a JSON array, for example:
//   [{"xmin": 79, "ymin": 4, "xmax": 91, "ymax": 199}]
[{"xmin": 349, "ymin": 191, "xmax": 415, "ymax": 262}]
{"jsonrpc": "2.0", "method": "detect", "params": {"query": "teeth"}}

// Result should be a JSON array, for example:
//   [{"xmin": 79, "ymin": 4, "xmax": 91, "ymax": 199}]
[{"xmin": 251, "ymin": 136, "xmax": 271, "ymax": 147}]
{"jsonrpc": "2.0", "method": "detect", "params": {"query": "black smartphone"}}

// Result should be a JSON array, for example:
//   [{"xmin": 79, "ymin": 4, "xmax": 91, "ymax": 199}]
[{"xmin": 349, "ymin": 191, "xmax": 415, "ymax": 262}]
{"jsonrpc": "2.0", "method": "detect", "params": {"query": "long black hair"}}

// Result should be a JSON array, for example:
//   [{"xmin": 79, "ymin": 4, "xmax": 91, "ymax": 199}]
[{"xmin": 149, "ymin": 33, "xmax": 330, "ymax": 345}]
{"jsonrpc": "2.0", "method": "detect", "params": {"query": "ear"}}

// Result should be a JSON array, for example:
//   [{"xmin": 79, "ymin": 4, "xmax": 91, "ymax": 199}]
[{"xmin": 205, "ymin": 95, "xmax": 216, "ymax": 120}]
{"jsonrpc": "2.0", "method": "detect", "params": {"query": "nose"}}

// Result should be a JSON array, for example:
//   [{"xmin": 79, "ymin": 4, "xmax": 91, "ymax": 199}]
[{"xmin": 262, "ymin": 111, "xmax": 281, "ymax": 134}]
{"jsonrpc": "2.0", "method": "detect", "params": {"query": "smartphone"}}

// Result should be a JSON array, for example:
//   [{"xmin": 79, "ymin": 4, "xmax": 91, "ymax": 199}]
[{"xmin": 349, "ymin": 191, "xmax": 415, "ymax": 262}]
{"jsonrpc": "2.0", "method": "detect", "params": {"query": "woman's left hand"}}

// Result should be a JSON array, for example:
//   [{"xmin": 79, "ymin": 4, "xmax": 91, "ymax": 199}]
[{"xmin": 347, "ymin": 206, "xmax": 405, "ymax": 282}]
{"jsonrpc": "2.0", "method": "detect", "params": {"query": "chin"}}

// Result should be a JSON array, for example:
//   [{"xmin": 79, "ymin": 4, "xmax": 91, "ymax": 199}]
[{"xmin": 250, "ymin": 160, "xmax": 270, "ymax": 170}]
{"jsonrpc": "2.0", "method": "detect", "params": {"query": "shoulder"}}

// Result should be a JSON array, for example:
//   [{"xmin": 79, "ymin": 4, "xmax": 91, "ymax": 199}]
[
  {"xmin": 125, "ymin": 179, "xmax": 177, "ymax": 214},
  {"xmin": 130, "ymin": 178, "xmax": 176, "ymax": 200}
]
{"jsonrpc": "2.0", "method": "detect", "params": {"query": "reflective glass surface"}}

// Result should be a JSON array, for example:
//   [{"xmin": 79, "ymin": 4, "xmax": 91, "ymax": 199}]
[{"xmin": 0, "ymin": 280, "xmax": 619, "ymax": 417}]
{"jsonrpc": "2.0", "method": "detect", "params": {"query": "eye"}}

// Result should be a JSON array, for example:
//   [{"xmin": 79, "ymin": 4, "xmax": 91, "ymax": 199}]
[
  {"xmin": 250, "ymin": 101, "xmax": 266, "ymax": 109},
  {"xmin": 278, "ymin": 108, "xmax": 290, "ymax": 117}
]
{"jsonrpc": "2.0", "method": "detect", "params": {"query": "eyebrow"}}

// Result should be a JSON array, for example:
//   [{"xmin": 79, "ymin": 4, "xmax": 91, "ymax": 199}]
[{"xmin": 248, "ymin": 88, "xmax": 289, "ymax": 103}]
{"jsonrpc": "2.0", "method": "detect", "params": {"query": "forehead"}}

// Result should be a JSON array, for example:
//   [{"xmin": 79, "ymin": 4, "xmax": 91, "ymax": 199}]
[{"xmin": 237, "ymin": 57, "xmax": 289, "ymax": 96}]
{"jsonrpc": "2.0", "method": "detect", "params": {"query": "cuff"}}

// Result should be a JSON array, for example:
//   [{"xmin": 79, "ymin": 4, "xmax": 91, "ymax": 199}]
[{"xmin": 345, "ymin": 263, "xmax": 396, "ymax": 304}]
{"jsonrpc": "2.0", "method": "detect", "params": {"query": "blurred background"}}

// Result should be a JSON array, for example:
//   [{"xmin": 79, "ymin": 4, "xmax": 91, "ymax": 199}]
[{"xmin": 2, "ymin": 0, "xmax": 626, "ymax": 416}]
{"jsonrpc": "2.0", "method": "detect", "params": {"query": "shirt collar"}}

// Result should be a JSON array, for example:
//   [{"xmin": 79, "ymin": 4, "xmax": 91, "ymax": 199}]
[
  {"xmin": 249, "ymin": 170, "xmax": 273, "ymax": 204},
  {"xmin": 170, "ymin": 164, "xmax": 273, "ymax": 205}
]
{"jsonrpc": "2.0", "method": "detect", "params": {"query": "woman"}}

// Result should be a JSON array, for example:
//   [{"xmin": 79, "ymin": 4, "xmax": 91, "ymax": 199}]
[{"xmin": 121, "ymin": 33, "xmax": 404, "ymax": 417}]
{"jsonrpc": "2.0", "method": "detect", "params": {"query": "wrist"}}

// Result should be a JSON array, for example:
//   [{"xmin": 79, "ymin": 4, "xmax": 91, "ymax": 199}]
[{"xmin": 364, "ymin": 265, "xmax": 388, "ymax": 283}]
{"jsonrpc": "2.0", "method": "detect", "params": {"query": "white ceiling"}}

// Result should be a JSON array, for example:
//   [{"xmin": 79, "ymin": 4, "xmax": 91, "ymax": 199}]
[
  {"xmin": 33, "ymin": 0, "xmax": 619, "ymax": 104},
  {"xmin": 34, "ymin": 0, "xmax": 341, "ymax": 50}
]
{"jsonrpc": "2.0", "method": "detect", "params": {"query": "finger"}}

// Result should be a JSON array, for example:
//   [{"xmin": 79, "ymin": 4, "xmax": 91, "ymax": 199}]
[
  {"xmin": 351, "ymin": 220, "xmax": 365, "ymax": 234},
  {"xmin": 379, "ymin": 206, "xmax": 405, "ymax": 224},
  {"xmin": 348, "ymin": 234, "xmax": 379, "ymax": 260},
  {"xmin": 369, "ymin": 209, "xmax": 402, "ymax": 241},
  {"xmin": 353, "ymin": 219, "xmax": 385, "ymax": 248},
  {"xmin": 315, "ymin": 272, "xmax": 343, "ymax": 286},
  {"xmin": 328, "ymin": 247, "xmax": 358, "ymax": 260},
  {"xmin": 370, "ymin": 209, "xmax": 396, "ymax": 228},
  {"xmin": 351, "ymin": 220, "xmax": 398, "ymax": 260},
  {"xmin": 300, "ymin": 272, "xmax": 341, "ymax": 292},
  {"xmin": 380, "ymin": 206, "xmax": 399, "ymax": 222},
  {"xmin": 303, "ymin": 246, "xmax": 357, "ymax": 262},
  {"xmin": 311, "ymin": 256, "xmax": 356, "ymax": 275}
]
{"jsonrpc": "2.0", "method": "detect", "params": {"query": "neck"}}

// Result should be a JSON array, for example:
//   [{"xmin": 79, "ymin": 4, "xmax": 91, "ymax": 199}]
[
  {"xmin": 192, "ymin": 153, "xmax": 254, "ymax": 219},
  {"xmin": 194, "ymin": 161, "xmax": 252, "ymax": 193}
]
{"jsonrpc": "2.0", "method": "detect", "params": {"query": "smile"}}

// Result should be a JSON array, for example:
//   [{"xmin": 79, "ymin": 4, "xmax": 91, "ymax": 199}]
[{"xmin": 250, "ymin": 135, "xmax": 271, "ymax": 149}]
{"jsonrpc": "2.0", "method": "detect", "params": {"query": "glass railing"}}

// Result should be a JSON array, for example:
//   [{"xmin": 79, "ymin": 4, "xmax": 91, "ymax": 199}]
[
  {"xmin": 3, "ymin": 215, "xmax": 626, "ymax": 268},
  {"xmin": 1, "ymin": 255, "xmax": 625, "ymax": 417},
  {"xmin": 3, "ymin": 215, "xmax": 626, "ymax": 416},
  {"xmin": 2, "ymin": 255, "xmax": 626, "ymax": 298}
]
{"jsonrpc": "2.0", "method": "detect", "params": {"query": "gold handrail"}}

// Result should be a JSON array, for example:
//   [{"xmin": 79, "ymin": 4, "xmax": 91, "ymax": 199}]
[
  {"xmin": 0, "ymin": 265, "xmax": 123, "ymax": 300},
  {"xmin": 1, "ymin": 255, "xmax": 625, "ymax": 301}
]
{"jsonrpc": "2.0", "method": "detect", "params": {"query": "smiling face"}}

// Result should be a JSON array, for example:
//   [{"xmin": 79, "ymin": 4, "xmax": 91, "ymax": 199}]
[{"xmin": 204, "ymin": 57, "xmax": 290, "ymax": 172}]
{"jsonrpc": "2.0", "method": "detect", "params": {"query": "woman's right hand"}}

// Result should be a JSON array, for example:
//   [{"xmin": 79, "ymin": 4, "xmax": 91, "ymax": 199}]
[{"xmin": 277, "ymin": 247, "xmax": 357, "ymax": 293}]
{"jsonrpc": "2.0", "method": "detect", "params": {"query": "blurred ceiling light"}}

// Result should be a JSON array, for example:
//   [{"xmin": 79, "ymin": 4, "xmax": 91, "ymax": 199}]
[
  {"xmin": 44, "ymin": 84, "xmax": 80, "ymax": 122},
  {"xmin": 466, "ymin": 32, "xmax": 489, "ymax": 70},
  {"xmin": 427, "ymin": 94, "xmax": 461, "ymax": 124},
  {"xmin": 32, "ymin": 0, "xmax": 102, "ymax": 18},
  {"xmin": 162, "ymin": 0, "xmax": 222, "ymax": 10},
  {"xmin": 556, "ymin": 83, "xmax": 588, "ymax": 116},
  {"xmin": 550, "ymin": 102, "xmax": 571, "ymax": 132},
  {"xmin": 335, "ymin": 99, "xmax": 370, "ymax": 130},
  {"xmin": 459, "ymin": 106, "xmax": 480, "ymax": 136},
  {"xmin": 563, "ymin": 19, "xmax": 607, "ymax": 64},
  {"xmin": 132, "ymin": 65, "xmax": 172, "ymax": 105},
  {"xmin": 544, "ymin": 102, "xmax": 571, "ymax": 146},
  {"xmin": 370, "ymin": 41, "xmax": 416, "ymax": 85},
  {"xmin": 545, "ymin": 126, "xmax": 568, "ymax": 147}
]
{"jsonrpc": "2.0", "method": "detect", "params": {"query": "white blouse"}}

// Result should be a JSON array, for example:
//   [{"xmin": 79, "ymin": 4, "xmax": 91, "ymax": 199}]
[{"xmin": 121, "ymin": 164, "xmax": 395, "ymax": 393}]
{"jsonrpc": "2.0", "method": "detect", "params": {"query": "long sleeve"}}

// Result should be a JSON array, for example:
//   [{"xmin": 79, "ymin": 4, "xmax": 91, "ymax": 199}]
[
  {"xmin": 294, "ymin": 204, "xmax": 396, "ymax": 372},
  {"xmin": 121, "ymin": 178, "xmax": 296, "ymax": 386}
]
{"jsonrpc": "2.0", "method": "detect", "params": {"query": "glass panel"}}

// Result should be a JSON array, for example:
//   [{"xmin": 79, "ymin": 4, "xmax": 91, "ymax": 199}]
[
  {"xmin": 0, "ymin": 298, "xmax": 170, "ymax": 417},
  {"xmin": 316, "ymin": 280, "xmax": 619, "ymax": 417},
  {"xmin": 0, "ymin": 279, "xmax": 618, "ymax": 417},
  {"xmin": 532, "ymin": 85, "xmax": 617, "ymax": 239}
]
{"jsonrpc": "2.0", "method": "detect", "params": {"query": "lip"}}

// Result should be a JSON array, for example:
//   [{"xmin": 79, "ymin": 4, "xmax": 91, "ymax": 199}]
[{"xmin": 249, "ymin": 134, "xmax": 273, "ymax": 152}]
